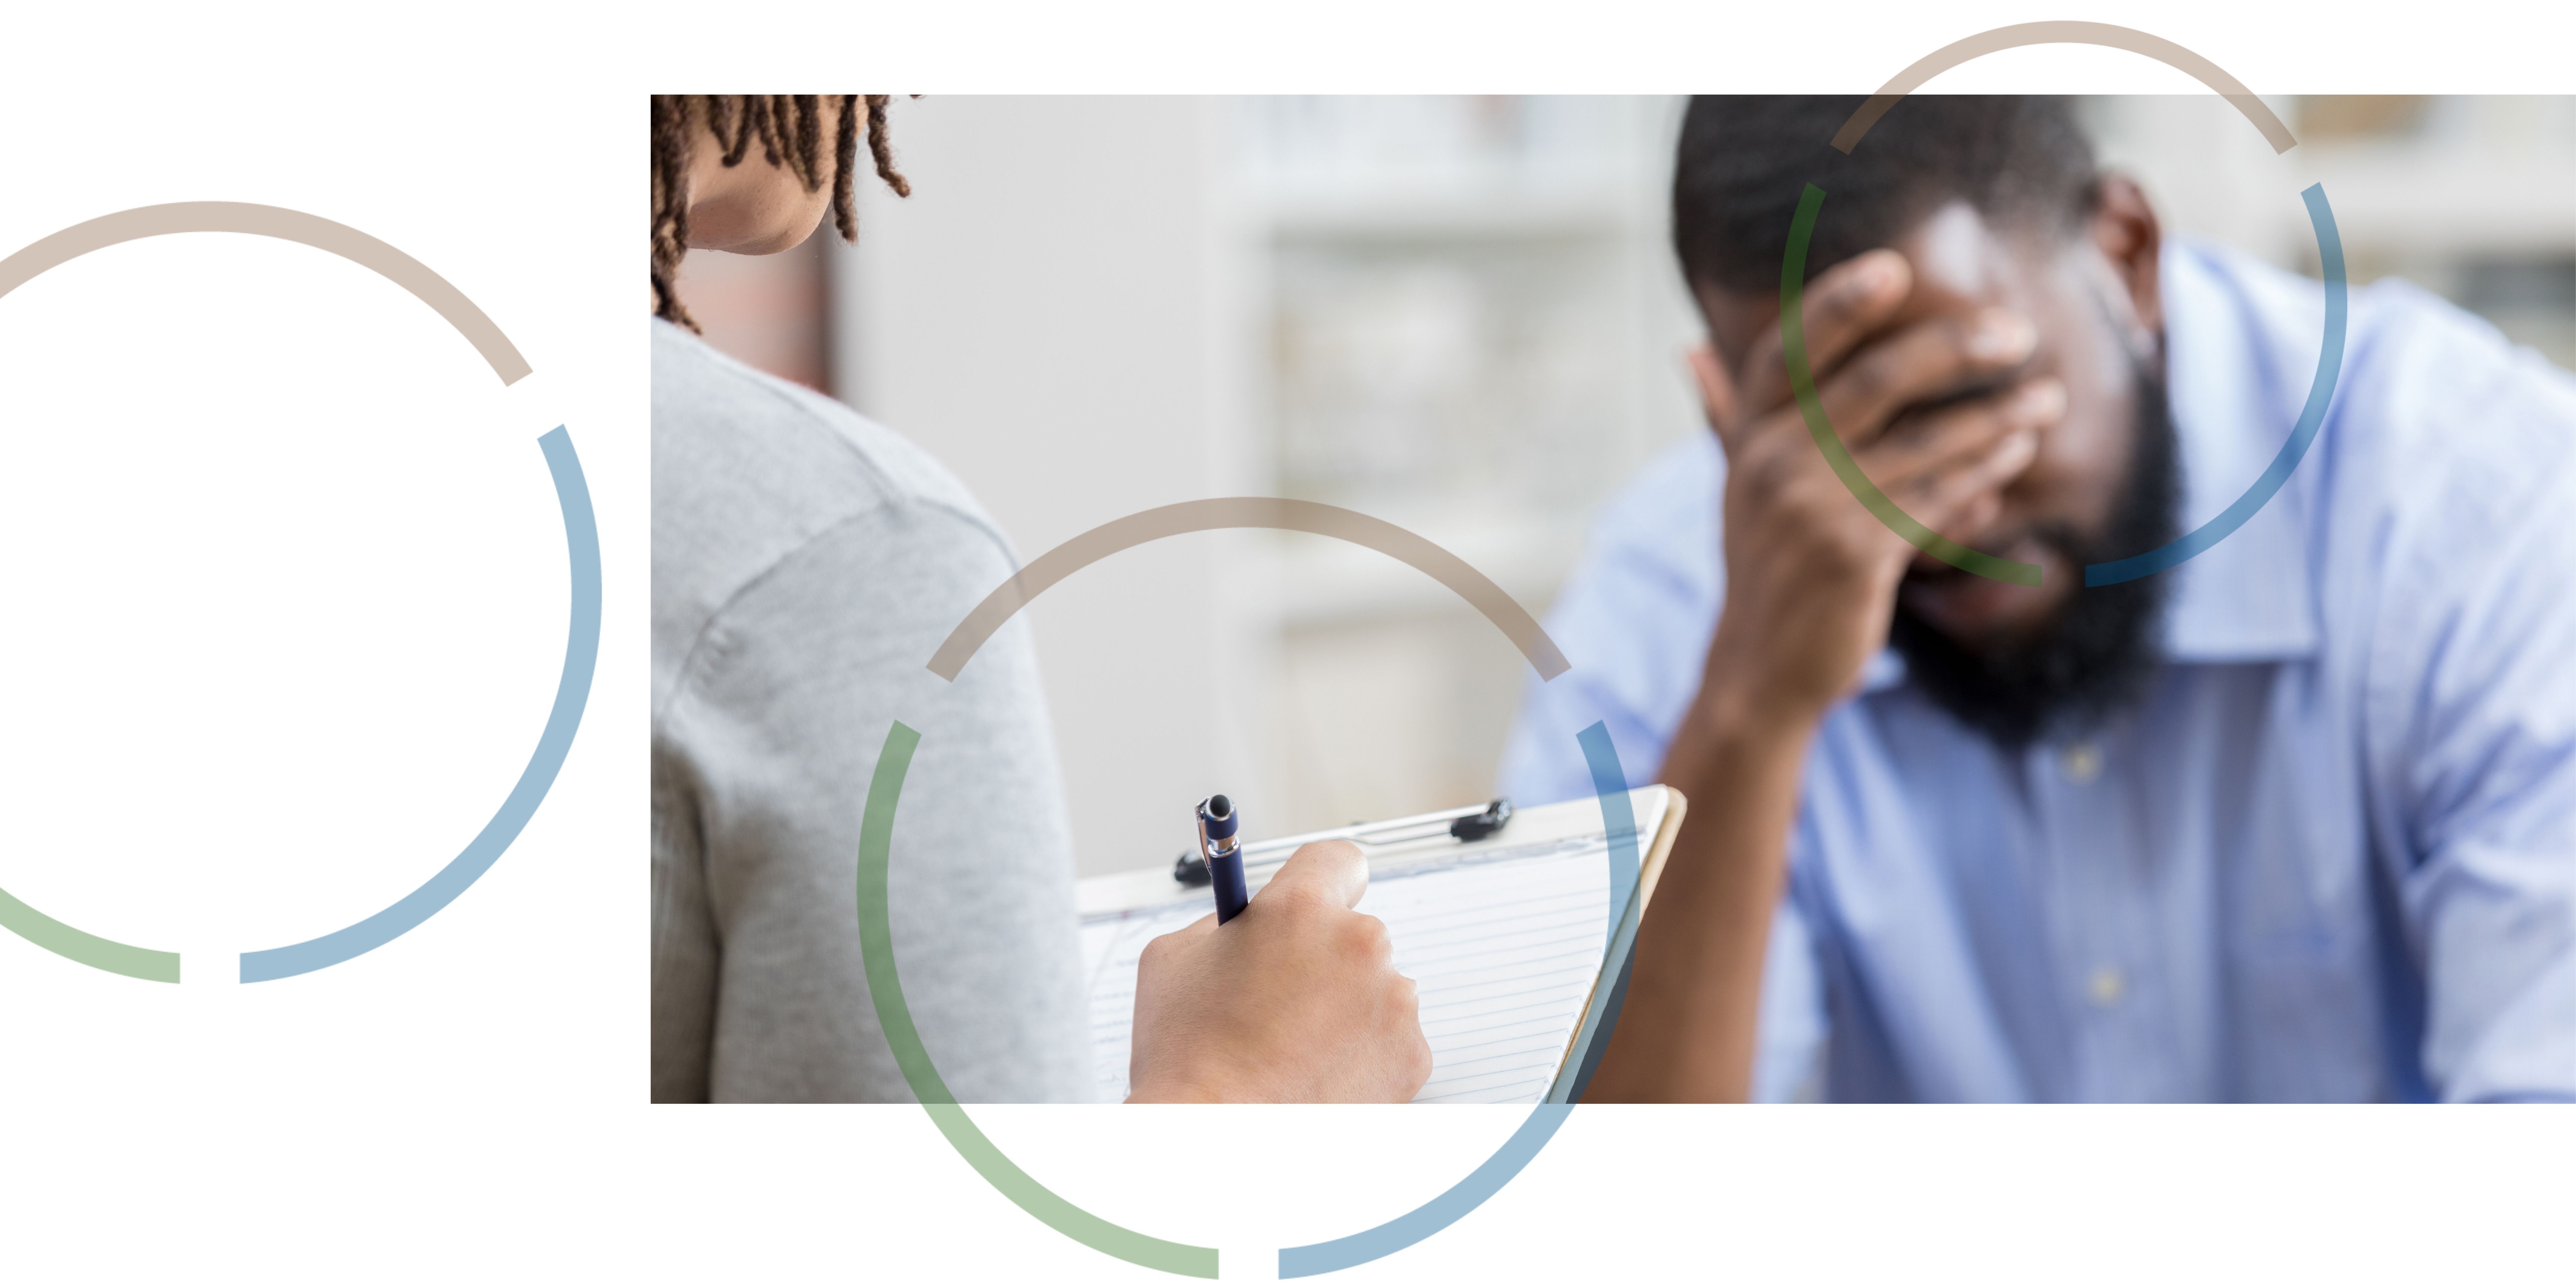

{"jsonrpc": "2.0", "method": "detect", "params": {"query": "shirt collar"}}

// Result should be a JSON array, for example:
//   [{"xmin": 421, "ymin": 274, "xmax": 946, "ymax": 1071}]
[
  {"xmin": 1860, "ymin": 236, "xmax": 2323, "ymax": 696},
  {"xmin": 2153, "ymin": 236, "xmax": 2324, "ymax": 663}
]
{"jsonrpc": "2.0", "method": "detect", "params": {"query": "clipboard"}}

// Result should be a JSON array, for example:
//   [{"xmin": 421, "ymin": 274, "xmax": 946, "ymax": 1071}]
[{"xmin": 1076, "ymin": 786, "xmax": 1688, "ymax": 1104}]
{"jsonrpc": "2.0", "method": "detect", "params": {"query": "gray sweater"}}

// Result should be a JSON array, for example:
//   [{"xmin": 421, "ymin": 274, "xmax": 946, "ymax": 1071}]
[{"xmin": 651, "ymin": 319, "xmax": 1089, "ymax": 1103}]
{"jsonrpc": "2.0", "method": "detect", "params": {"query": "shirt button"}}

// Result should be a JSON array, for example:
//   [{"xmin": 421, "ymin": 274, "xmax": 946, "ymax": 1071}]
[
  {"xmin": 2061, "ymin": 742, "xmax": 2103, "ymax": 784},
  {"xmin": 2087, "ymin": 967, "xmax": 2125, "ymax": 1007}
]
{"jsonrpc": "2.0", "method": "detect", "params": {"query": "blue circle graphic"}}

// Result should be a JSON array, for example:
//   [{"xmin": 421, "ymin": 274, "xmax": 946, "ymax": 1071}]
[
  {"xmin": 0, "ymin": 203, "xmax": 600, "ymax": 983},
  {"xmin": 237, "ymin": 427, "xmax": 601, "ymax": 981}
]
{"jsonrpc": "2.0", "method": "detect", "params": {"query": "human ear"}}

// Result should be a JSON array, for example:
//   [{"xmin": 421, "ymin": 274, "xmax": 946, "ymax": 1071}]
[
  {"xmin": 2088, "ymin": 173, "xmax": 2163, "ymax": 338},
  {"xmin": 1686, "ymin": 342, "xmax": 1741, "ymax": 433}
]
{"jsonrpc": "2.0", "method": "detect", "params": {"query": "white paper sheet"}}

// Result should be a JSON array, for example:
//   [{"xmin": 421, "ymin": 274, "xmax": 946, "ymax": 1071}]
[{"xmin": 1080, "ymin": 834, "xmax": 1613, "ymax": 1104}]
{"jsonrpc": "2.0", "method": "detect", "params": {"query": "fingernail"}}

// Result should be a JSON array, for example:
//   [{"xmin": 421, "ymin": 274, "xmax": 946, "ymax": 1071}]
[
  {"xmin": 1847, "ymin": 255, "xmax": 1897, "ymax": 300},
  {"xmin": 1986, "ymin": 429, "xmax": 2039, "ymax": 477},
  {"xmin": 1971, "ymin": 312, "xmax": 2035, "ymax": 360},
  {"xmin": 2019, "ymin": 377, "xmax": 2068, "ymax": 419}
]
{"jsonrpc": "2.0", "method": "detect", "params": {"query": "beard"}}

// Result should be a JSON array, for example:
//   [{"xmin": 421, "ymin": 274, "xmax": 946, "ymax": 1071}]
[{"xmin": 1886, "ymin": 363, "xmax": 2182, "ymax": 749}]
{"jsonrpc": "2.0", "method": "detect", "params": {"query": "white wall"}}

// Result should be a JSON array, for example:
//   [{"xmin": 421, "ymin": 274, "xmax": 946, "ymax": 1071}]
[
  {"xmin": 834, "ymin": 96, "xmax": 1711, "ymax": 873},
  {"xmin": 837, "ymin": 96, "xmax": 1282, "ymax": 877}
]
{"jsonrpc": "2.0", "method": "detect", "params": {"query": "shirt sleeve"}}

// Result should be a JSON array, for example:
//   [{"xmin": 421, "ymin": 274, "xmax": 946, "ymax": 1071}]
[
  {"xmin": 2370, "ymin": 353, "xmax": 2576, "ymax": 1103},
  {"xmin": 652, "ymin": 499, "xmax": 1091, "ymax": 1104},
  {"xmin": 1750, "ymin": 895, "xmax": 1830, "ymax": 1102},
  {"xmin": 1498, "ymin": 438, "xmax": 1726, "ymax": 811}
]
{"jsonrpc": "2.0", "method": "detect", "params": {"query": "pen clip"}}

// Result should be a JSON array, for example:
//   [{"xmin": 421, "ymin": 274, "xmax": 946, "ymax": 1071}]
[{"xmin": 1168, "ymin": 797, "xmax": 1514, "ymax": 884}]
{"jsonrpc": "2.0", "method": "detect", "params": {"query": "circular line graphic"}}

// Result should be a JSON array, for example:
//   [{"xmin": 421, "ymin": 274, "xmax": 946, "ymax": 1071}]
[
  {"xmin": 860, "ymin": 720, "xmax": 1216, "ymax": 1279},
  {"xmin": 0, "ymin": 202, "xmax": 531, "ymax": 385},
  {"xmin": 864, "ymin": 502, "xmax": 1637, "ymax": 1278},
  {"xmin": 929, "ymin": 496, "xmax": 1567, "ymax": 683},
  {"xmin": 0, "ymin": 204, "xmax": 596, "ymax": 983},
  {"xmin": 0, "ymin": 886, "xmax": 178, "ymax": 982},
  {"xmin": 1276, "ymin": 721, "xmax": 1639, "ymax": 1280},
  {"xmin": 239, "ymin": 429, "xmax": 600, "ymax": 982},
  {"xmin": 858, "ymin": 722, "xmax": 1639, "ymax": 1280},
  {"xmin": 1780, "ymin": 24, "xmax": 2349, "ymax": 586},
  {"xmin": 1828, "ymin": 21, "xmax": 2297, "ymax": 155}
]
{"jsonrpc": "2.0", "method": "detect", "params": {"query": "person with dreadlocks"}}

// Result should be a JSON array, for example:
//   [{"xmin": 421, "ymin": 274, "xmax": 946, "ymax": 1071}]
[{"xmin": 651, "ymin": 96, "xmax": 1432, "ymax": 1105}]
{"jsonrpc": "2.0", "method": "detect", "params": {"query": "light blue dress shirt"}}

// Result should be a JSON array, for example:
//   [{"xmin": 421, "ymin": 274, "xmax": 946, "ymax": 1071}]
[{"xmin": 1500, "ymin": 238, "xmax": 2576, "ymax": 1102}]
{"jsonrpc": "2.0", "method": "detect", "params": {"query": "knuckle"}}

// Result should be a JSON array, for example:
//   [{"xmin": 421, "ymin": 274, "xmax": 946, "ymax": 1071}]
[
  {"xmin": 1296, "ymin": 838, "xmax": 1361, "ymax": 867},
  {"xmin": 1821, "ymin": 278, "xmax": 1865, "ymax": 320},
  {"xmin": 1839, "ymin": 353, "xmax": 1891, "ymax": 405},
  {"xmin": 1340, "ymin": 912, "xmax": 1393, "ymax": 962},
  {"xmin": 1945, "ymin": 315, "xmax": 1986, "ymax": 360},
  {"xmin": 1265, "ymin": 881, "xmax": 1330, "ymax": 921}
]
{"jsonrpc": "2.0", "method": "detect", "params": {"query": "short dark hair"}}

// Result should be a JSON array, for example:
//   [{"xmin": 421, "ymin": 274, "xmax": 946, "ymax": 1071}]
[{"xmin": 1671, "ymin": 95, "xmax": 2098, "ymax": 296}]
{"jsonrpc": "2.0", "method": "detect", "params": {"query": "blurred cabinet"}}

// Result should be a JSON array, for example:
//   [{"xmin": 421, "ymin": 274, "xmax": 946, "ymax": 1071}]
[
  {"xmin": 2087, "ymin": 95, "xmax": 2576, "ymax": 367},
  {"xmin": 1242, "ymin": 97, "xmax": 1705, "ymax": 832}
]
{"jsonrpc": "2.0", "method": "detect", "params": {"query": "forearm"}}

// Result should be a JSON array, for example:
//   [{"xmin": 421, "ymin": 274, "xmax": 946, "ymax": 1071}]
[
  {"xmin": 1583, "ymin": 648, "xmax": 1819, "ymax": 1102},
  {"xmin": 1568, "ymin": 242, "xmax": 2039, "ymax": 1101}
]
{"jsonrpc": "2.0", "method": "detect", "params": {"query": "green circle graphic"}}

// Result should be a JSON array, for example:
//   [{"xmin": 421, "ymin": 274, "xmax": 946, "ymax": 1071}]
[
  {"xmin": 1778, "ymin": 27, "xmax": 2349, "ymax": 587},
  {"xmin": 859, "ymin": 498, "xmax": 1630, "ymax": 1278}
]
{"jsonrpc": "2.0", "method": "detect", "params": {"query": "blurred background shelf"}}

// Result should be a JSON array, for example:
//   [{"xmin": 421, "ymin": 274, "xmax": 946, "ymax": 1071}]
[
  {"xmin": 673, "ymin": 95, "xmax": 2573, "ymax": 876},
  {"xmin": 2090, "ymin": 95, "xmax": 2576, "ymax": 367},
  {"xmin": 1241, "ymin": 96, "xmax": 1699, "ymax": 841}
]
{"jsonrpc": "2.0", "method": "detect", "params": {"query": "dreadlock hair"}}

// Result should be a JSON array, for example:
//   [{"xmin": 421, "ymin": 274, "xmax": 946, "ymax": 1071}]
[{"xmin": 650, "ymin": 94, "xmax": 912, "ymax": 332}]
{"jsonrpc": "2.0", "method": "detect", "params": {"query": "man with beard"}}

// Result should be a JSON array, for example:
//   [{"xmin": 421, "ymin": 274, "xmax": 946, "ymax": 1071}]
[{"xmin": 1501, "ymin": 96, "xmax": 2576, "ymax": 1102}]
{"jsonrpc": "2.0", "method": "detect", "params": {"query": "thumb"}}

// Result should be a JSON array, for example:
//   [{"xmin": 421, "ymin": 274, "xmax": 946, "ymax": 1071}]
[{"xmin": 1260, "ymin": 840, "xmax": 1369, "ymax": 910}]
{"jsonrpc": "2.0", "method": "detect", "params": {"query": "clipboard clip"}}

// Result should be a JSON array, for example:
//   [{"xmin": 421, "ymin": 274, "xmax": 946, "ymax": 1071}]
[{"xmin": 1172, "ymin": 797, "xmax": 1513, "ymax": 886}]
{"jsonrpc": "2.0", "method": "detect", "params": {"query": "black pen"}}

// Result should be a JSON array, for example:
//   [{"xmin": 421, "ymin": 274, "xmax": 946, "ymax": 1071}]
[{"xmin": 1196, "ymin": 794, "xmax": 1250, "ymax": 924}]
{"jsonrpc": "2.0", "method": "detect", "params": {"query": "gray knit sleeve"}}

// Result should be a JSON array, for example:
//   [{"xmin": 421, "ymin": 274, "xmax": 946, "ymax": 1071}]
[{"xmin": 651, "ymin": 498, "xmax": 1089, "ymax": 1104}]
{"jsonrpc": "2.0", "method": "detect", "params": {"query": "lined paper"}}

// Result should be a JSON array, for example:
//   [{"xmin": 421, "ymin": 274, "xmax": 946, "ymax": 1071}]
[{"xmin": 1080, "ymin": 835, "xmax": 1612, "ymax": 1104}]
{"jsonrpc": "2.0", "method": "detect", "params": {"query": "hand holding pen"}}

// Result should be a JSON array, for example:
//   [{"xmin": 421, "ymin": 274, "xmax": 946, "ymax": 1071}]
[{"xmin": 1125, "ymin": 835, "xmax": 1433, "ymax": 1103}]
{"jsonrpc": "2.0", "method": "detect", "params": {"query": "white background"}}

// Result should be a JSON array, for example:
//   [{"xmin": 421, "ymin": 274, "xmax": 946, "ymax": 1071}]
[{"xmin": 4, "ymin": 3, "xmax": 2572, "ymax": 1285}]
